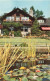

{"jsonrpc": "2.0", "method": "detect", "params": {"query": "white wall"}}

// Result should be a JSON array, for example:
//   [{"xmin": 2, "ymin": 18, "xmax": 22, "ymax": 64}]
[
  {"xmin": 21, "ymin": 27, "xmax": 31, "ymax": 37},
  {"xmin": 0, "ymin": 29, "xmax": 1, "ymax": 34},
  {"xmin": 38, "ymin": 20, "xmax": 44, "ymax": 23}
]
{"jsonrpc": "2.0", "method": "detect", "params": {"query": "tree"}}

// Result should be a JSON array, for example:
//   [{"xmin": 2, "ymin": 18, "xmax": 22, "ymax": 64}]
[
  {"xmin": 31, "ymin": 19, "xmax": 41, "ymax": 36},
  {"xmin": 12, "ymin": 7, "xmax": 17, "ymax": 10},
  {"xmin": 22, "ymin": 8, "xmax": 28, "ymax": 13},
  {"xmin": 30, "ymin": 6, "xmax": 44, "ymax": 18},
  {"xmin": 35, "ymin": 9, "xmax": 44, "ymax": 18}
]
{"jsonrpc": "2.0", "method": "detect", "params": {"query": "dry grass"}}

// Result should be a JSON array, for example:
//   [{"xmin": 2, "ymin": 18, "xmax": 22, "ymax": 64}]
[{"xmin": 0, "ymin": 43, "xmax": 23, "ymax": 75}]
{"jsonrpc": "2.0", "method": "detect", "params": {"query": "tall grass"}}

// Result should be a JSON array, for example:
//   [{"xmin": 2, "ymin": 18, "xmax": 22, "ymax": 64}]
[{"xmin": 0, "ymin": 43, "xmax": 23, "ymax": 75}]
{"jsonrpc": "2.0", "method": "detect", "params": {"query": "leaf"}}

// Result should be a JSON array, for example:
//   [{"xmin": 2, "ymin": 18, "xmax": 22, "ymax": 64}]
[
  {"xmin": 37, "ymin": 77, "xmax": 42, "ymax": 81},
  {"xmin": 12, "ymin": 72, "xmax": 18, "ymax": 76},
  {"xmin": 3, "ymin": 75, "xmax": 10, "ymax": 81},
  {"xmin": 16, "ymin": 79, "xmax": 19, "ymax": 81},
  {"xmin": 36, "ymin": 72, "xmax": 43, "ymax": 76},
  {"xmin": 22, "ymin": 77, "xmax": 28, "ymax": 81},
  {"xmin": 27, "ymin": 76, "xmax": 34, "ymax": 80},
  {"xmin": 9, "ymin": 78, "xmax": 16, "ymax": 81},
  {"xmin": 47, "ymin": 74, "xmax": 50, "ymax": 80},
  {"xmin": 17, "ymin": 70, "xmax": 23, "ymax": 74},
  {"xmin": 29, "ymin": 72, "xmax": 34, "ymax": 76},
  {"xmin": 43, "ymin": 72, "xmax": 48, "ymax": 76}
]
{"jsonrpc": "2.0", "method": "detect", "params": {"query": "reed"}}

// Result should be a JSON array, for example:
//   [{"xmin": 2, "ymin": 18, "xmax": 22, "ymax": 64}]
[{"xmin": 0, "ymin": 43, "xmax": 23, "ymax": 75}]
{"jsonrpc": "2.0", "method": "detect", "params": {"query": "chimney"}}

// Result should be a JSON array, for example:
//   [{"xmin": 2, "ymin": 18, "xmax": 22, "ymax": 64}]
[{"xmin": 29, "ymin": 8, "xmax": 33, "ymax": 17}]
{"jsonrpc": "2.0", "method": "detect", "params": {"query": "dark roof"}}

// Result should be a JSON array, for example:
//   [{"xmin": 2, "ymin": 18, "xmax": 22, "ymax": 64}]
[
  {"xmin": 37, "ymin": 16, "xmax": 46, "ymax": 20},
  {"xmin": 1, "ymin": 8, "xmax": 35, "ymax": 21},
  {"xmin": 0, "ymin": 24, "xmax": 3, "ymax": 29},
  {"xmin": 40, "ymin": 18, "xmax": 50, "ymax": 26}
]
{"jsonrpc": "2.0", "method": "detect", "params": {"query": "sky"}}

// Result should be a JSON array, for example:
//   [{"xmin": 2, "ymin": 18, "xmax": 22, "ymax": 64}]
[{"xmin": 0, "ymin": 0, "xmax": 50, "ymax": 18}]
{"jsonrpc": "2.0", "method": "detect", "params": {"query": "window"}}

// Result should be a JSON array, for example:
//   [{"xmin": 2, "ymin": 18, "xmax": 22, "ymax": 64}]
[
  {"xmin": 6, "ymin": 17, "xmax": 11, "ymax": 21},
  {"xmin": 16, "ymin": 17, "xmax": 20, "ymax": 21},
  {"xmin": 25, "ymin": 27, "xmax": 28, "ymax": 32},
  {"xmin": 6, "ymin": 16, "xmax": 14, "ymax": 21},
  {"xmin": 21, "ymin": 17, "xmax": 29, "ymax": 21},
  {"xmin": 21, "ymin": 26, "xmax": 28, "ymax": 32},
  {"xmin": 41, "ymin": 61, "xmax": 42, "ymax": 63},
  {"xmin": 21, "ymin": 17, "xmax": 25, "ymax": 21},
  {"xmin": 25, "ymin": 29, "xmax": 28, "ymax": 32},
  {"xmin": 11, "ymin": 17, "xmax": 14, "ymax": 21},
  {"xmin": 38, "ymin": 20, "xmax": 44, "ymax": 23},
  {"xmin": 42, "ymin": 60, "xmax": 44, "ymax": 63},
  {"xmin": 25, "ymin": 17, "xmax": 29, "ymax": 21},
  {"xmin": 38, "ymin": 61, "xmax": 40, "ymax": 63},
  {"xmin": 21, "ymin": 27, "xmax": 23, "ymax": 31}
]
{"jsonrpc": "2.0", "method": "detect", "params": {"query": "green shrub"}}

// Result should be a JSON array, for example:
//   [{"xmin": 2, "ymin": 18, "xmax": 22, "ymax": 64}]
[
  {"xmin": 14, "ymin": 30, "xmax": 22, "ymax": 37},
  {"xmin": 3, "ymin": 29, "xmax": 9, "ymax": 36}
]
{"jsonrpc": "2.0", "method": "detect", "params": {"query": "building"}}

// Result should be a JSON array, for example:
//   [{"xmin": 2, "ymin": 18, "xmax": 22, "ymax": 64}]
[
  {"xmin": 0, "ymin": 23, "xmax": 3, "ymax": 35},
  {"xmin": 37, "ymin": 16, "xmax": 50, "ymax": 31},
  {"xmin": 2, "ymin": 8, "xmax": 35, "ymax": 37},
  {"xmin": 0, "ymin": 8, "xmax": 50, "ymax": 36}
]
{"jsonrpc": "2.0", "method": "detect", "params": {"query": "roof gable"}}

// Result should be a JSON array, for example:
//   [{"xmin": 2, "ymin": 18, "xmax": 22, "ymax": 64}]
[
  {"xmin": 2, "ymin": 8, "xmax": 35, "ymax": 21},
  {"xmin": 37, "ymin": 16, "xmax": 46, "ymax": 20}
]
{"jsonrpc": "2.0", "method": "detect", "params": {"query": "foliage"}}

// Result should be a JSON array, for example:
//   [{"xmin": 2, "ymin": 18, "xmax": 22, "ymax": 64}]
[
  {"xmin": 3, "ymin": 75, "xmax": 10, "ymax": 81},
  {"xmin": 0, "ymin": 13, "xmax": 7, "ymax": 21},
  {"xmin": 2, "ymin": 22, "xmax": 23, "ymax": 36},
  {"xmin": 2, "ymin": 66, "xmax": 50, "ymax": 81},
  {"xmin": 12, "ymin": 7, "xmax": 17, "ymax": 11},
  {"xmin": 22, "ymin": 77, "xmax": 28, "ymax": 81},
  {"xmin": 31, "ymin": 19, "xmax": 41, "ymax": 36},
  {"xmin": 30, "ymin": 6, "xmax": 44, "ymax": 18},
  {"xmin": 3, "ymin": 29, "xmax": 9, "ymax": 35},
  {"xmin": 2, "ymin": 22, "xmax": 23, "ymax": 29},
  {"xmin": 36, "ymin": 72, "xmax": 43, "ymax": 76},
  {"xmin": 22, "ymin": 8, "xmax": 28, "ymax": 13},
  {"xmin": 0, "ymin": 43, "xmax": 23, "ymax": 75},
  {"xmin": 45, "ymin": 31, "xmax": 50, "ymax": 37},
  {"xmin": 14, "ymin": 30, "xmax": 22, "ymax": 37},
  {"xmin": 35, "ymin": 9, "xmax": 44, "ymax": 18}
]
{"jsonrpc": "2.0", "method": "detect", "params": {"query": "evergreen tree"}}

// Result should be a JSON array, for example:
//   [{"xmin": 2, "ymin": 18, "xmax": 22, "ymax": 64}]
[
  {"xmin": 31, "ymin": 19, "xmax": 41, "ymax": 36},
  {"xmin": 22, "ymin": 8, "xmax": 28, "ymax": 13},
  {"xmin": 35, "ymin": 9, "xmax": 44, "ymax": 18}
]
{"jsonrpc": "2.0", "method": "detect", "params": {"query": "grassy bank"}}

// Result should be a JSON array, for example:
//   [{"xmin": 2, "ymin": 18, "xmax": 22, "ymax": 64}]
[{"xmin": 0, "ymin": 37, "xmax": 50, "ymax": 46}]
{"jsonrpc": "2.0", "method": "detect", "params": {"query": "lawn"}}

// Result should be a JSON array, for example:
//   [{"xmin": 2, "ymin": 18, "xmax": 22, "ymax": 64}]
[{"xmin": 0, "ymin": 37, "xmax": 50, "ymax": 46}]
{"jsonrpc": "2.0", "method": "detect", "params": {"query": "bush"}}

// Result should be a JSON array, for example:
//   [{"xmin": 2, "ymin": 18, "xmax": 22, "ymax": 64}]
[
  {"xmin": 3, "ymin": 29, "xmax": 9, "ymax": 36},
  {"xmin": 45, "ymin": 31, "xmax": 50, "ymax": 37},
  {"xmin": 14, "ymin": 30, "xmax": 22, "ymax": 37}
]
